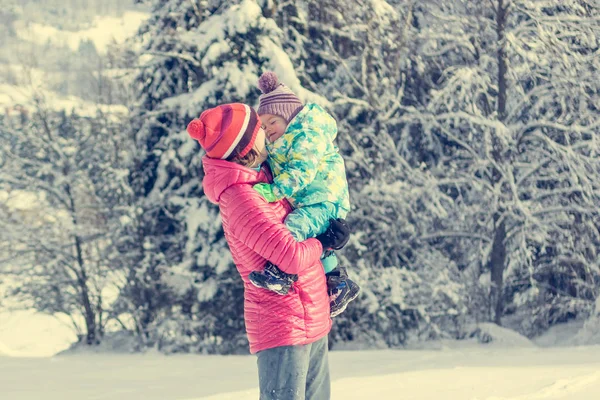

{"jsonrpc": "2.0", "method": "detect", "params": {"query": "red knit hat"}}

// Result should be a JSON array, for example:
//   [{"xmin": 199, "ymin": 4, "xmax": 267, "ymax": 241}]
[{"xmin": 187, "ymin": 103, "xmax": 261, "ymax": 159}]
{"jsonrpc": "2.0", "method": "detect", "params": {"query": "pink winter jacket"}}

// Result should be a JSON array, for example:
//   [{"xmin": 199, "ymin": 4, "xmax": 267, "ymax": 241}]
[{"xmin": 202, "ymin": 157, "xmax": 332, "ymax": 354}]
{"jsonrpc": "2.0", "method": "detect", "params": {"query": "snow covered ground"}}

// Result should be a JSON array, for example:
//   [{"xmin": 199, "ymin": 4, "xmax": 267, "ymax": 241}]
[
  {"xmin": 2, "ymin": 313, "xmax": 600, "ymax": 399},
  {"xmin": 1, "ymin": 344, "xmax": 600, "ymax": 400},
  {"xmin": 0, "ymin": 310, "xmax": 77, "ymax": 357}
]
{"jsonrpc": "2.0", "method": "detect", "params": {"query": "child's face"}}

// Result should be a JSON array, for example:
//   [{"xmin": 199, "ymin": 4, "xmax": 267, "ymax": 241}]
[
  {"xmin": 252, "ymin": 128, "xmax": 269, "ymax": 166},
  {"xmin": 260, "ymin": 114, "xmax": 288, "ymax": 143}
]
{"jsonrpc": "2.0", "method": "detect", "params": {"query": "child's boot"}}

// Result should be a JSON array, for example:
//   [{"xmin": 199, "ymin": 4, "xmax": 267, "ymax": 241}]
[
  {"xmin": 327, "ymin": 267, "xmax": 360, "ymax": 317},
  {"xmin": 249, "ymin": 262, "xmax": 298, "ymax": 295}
]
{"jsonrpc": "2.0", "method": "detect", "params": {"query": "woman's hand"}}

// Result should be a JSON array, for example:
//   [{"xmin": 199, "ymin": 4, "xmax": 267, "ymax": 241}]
[{"xmin": 315, "ymin": 218, "xmax": 350, "ymax": 250}]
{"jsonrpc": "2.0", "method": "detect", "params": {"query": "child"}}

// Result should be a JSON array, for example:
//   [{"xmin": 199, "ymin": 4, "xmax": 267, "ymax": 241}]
[{"xmin": 249, "ymin": 71, "xmax": 360, "ymax": 317}]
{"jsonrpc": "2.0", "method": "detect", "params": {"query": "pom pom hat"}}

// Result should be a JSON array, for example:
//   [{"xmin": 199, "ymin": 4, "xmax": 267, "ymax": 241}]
[
  {"xmin": 187, "ymin": 103, "xmax": 260, "ymax": 160},
  {"xmin": 257, "ymin": 71, "xmax": 304, "ymax": 123}
]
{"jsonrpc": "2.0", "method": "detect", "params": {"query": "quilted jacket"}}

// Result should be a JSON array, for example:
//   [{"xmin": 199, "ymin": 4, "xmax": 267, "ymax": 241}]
[{"xmin": 202, "ymin": 156, "xmax": 332, "ymax": 354}]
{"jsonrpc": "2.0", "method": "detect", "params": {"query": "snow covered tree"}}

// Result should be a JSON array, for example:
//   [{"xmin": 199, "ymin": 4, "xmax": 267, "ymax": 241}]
[
  {"xmin": 269, "ymin": 1, "xmax": 469, "ymax": 345},
  {"xmin": 271, "ymin": 0, "xmax": 600, "ymax": 342},
  {"xmin": 114, "ymin": 0, "xmax": 600, "ymax": 350},
  {"xmin": 398, "ymin": 0, "xmax": 600, "ymax": 331},
  {"xmin": 0, "ymin": 101, "xmax": 130, "ymax": 345},
  {"xmin": 124, "ymin": 0, "xmax": 325, "ymax": 352}
]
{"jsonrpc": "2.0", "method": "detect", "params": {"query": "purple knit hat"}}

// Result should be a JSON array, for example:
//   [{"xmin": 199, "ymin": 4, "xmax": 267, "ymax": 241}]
[{"xmin": 257, "ymin": 71, "xmax": 304, "ymax": 123}]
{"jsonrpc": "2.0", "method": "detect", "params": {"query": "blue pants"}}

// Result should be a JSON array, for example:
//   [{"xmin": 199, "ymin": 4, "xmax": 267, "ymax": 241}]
[
  {"xmin": 257, "ymin": 336, "xmax": 330, "ymax": 400},
  {"xmin": 285, "ymin": 203, "xmax": 345, "ymax": 273}
]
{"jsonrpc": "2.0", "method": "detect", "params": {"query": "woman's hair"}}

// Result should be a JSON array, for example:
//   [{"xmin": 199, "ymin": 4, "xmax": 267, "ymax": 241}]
[
  {"xmin": 224, "ymin": 125, "xmax": 261, "ymax": 167},
  {"xmin": 227, "ymin": 147, "xmax": 261, "ymax": 167}
]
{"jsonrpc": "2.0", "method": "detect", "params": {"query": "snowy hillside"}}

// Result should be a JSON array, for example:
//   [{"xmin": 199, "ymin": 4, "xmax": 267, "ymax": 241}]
[
  {"xmin": 15, "ymin": 11, "xmax": 148, "ymax": 54},
  {"xmin": 1, "ymin": 3, "xmax": 148, "ymax": 112},
  {"xmin": 0, "ymin": 79, "xmax": 128, "ymax": 117}
]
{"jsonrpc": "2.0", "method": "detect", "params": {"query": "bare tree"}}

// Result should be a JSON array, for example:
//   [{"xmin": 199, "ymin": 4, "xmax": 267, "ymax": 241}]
[{"xmin": 0, "ymin": 97, "xmax": 130, "ymax": 345}]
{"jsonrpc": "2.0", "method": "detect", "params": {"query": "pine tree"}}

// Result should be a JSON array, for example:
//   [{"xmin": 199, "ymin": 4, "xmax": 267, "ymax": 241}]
[{"xmin": 124, "ymin": 0, "xmax": 319, "ymax": 352}]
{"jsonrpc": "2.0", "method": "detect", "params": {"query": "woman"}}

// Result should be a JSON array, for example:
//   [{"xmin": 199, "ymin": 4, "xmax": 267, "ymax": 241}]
[{"xmin": 187, "ymin": 103, "xmax": 348, "ymax": 400}]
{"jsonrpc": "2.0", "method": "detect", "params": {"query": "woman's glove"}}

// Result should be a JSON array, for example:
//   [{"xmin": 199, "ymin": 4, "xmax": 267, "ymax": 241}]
[
  {"xmin": 253, "ymin": 183, "xmax": 278, "ymax": 203},
  {"xmin": 315, "ymin": 218, "xmax": 350, "ymax": 250}
]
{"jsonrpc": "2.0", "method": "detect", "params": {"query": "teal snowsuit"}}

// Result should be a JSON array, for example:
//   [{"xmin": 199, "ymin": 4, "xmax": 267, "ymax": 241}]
[{"xmin": 266, "ymin": 103, "xmax": 350, "ymax": 273}]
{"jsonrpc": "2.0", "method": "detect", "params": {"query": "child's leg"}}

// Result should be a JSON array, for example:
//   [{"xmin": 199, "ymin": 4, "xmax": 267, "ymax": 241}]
[
  {"xmin": 286, "ymin": 204, "xmax": 359, "ymax": 316},
  {"xmin": 283, "ymin": 203, "xmax": 337, "ymax": 242},
  {"xmin": 320, "ymin": 252, "xmax": 338, "ymax": 274},
  {"xmin": 251, "ymin": 203, "xmax": 346, "ymax": 294},
  {"xmin": 284, "ymin": 203, "xmax": 339, "ymax": 273}
]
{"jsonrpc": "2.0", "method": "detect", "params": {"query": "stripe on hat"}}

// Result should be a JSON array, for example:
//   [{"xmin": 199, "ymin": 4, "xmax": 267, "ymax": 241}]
[
  {"xmin": 232, "ymin": 108, "xmax": 259, "ymax": 159},
  {"xmin": 260, "ymin": 95, "xmax": 303, "ymax": 106},
  {"xmin": 221, "ymin": 104, "xmax": 251, "ymax": 160}
]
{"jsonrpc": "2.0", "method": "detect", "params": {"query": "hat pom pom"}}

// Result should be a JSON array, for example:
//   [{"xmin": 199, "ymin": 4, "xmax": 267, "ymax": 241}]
[
  {"xmin": 187, "ymin": 118, "xmax": 205, "ymax": 141},
  {"xmin": 258, "ymin": 71, "xmax": 280, "ymax": 94}
]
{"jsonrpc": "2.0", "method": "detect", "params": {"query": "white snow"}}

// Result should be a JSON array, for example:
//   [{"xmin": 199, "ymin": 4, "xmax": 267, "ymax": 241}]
[
  {"xmin": 201, "ymin": 41, "xmax": 232, "ymax": 69},
  {"xmin": 1, "ymin": 345, "xmax": 600, "ymax": 399},
  {"xmin": 368, "ymin": 0, "xmax": 398, "ymax": 19},
  {"xmin": 0, "ymin": 310, "xmax": 77, "ymax": 357},
  {"xmin": 0, "ymin": 189, "xmax": 43, "ymax": 211},
  {"xmin": 572, "ymin": 311, "xmax": 600, "ymax": 346},
  {"xmin": 15, "ymin": 11, "xmax": 149, "ymax": 54},
  {"xmin": 534, "ymin": 320, "xmax": 587, "ymax": 347},
  {"xmin": 196, "ymin": 278, "xmax": 219, "ymax": 303},
  {"xmin": 180, "ymin": 0, "xmax": 264, "ymax": 52},
  {"xmin": 161, "ymin": 79, "xmax": 219, "ymax": 118},
  {"xmin": 466, "ymin": 323, "xmax": 537, "ymax": 348}
]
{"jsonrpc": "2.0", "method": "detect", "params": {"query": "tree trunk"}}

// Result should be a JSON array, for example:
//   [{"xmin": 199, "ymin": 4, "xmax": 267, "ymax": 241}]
[
  {"xmin": 490, "ymin": 0, "xmax": 510, "ymax": 325},
  {"xmin": 496, "ymin": 0, "xmax": 509, "ymax": 122},
  {"xmin": 490, "ymin": 213, "xmax": 507, "ymax": 325},
  {"xmin": 66, "ymin": 184, "xmax": 98, "ymax": 345}
]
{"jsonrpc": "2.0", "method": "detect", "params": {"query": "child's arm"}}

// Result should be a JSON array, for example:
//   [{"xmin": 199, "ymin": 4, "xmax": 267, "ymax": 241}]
[{"xmin": 255, "ymin": 130, "xmax": 327, "ymax": 202}]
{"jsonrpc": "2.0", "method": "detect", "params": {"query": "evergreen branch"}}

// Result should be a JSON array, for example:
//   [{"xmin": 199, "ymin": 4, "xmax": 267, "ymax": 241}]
[
  {"xmin": 144, "ymin": 51, "xmax": 201, "ymax": 68},
  {"xmin": 436, "ymin": 176, "xmax": 495, "ymax": 194},
  {"xmin": 525, "ymin": 188, "xmax": 588, "ymax": 203},
  {"xmin": 417, "ymin": 231, "xmax": 491, "ymax": 243},
  {"xmin": 323, "ymin": 37, "xmax": 368, "ymax": 97},
  {"xmin": 532, "ymin": 206, "xmax": 598, "ymax": 217},
  {"xmin": 516, "ymin": 158, "xmax": 553, "ymax": 187},
  {"xmin": 519, "ymin": 121, "xmax": 600, "ymax": 138},
  {"xmin": 189, "ymin": 0, "xmax": 202, "ymax": 20}
]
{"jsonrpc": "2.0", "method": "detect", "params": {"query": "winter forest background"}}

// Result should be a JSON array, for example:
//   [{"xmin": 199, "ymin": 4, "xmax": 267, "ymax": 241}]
[{"xmin": 1, "ymin": 0, "xmax": 599, "ymax": 355}]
